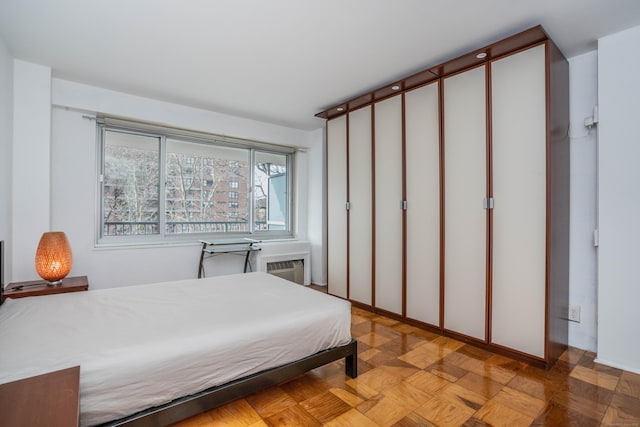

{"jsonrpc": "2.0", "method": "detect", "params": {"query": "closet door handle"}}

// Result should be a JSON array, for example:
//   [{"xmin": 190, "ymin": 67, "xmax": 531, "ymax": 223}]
[{"xmin": 483, "ymin": 198, "xmax": 494, "ymax": 209}]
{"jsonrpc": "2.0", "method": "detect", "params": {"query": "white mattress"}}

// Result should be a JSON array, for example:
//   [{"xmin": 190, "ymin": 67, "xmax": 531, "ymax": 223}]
[{"xmin": 0, "ymin": 272, "xmax": 352, "ymax": 426}]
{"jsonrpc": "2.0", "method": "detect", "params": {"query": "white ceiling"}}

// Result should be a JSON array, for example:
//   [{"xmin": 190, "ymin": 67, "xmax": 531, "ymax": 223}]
[{"xmin": 1, "ymin": 0, "xmax": 640, "ymax": 131}]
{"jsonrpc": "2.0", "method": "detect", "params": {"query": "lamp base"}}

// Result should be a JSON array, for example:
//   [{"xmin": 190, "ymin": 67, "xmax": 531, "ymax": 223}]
[{"xmin": 46, "ymin": 280, "xmax": 63, "ymax": 286}]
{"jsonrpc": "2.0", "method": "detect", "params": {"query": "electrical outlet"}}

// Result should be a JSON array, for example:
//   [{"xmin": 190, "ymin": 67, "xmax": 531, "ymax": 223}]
[{"xmin": 568, "ymin": 304, "xmax": 581, "ymax": 323}]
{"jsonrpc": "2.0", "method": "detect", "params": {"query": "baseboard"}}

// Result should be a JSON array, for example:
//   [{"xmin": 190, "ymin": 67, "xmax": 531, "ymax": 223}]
[{"xmin": 594, "ymin": 357, "xmax": 640, "ymax": 375}]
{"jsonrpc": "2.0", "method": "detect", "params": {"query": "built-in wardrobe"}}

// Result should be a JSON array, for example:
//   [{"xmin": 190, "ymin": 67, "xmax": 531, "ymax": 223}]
[{"xmin": 319, "ymin": 26, "xmax": 569, "ymax": 367}]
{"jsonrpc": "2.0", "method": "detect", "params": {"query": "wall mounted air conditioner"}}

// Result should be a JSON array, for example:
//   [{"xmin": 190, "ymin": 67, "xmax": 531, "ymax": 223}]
[
  {"xmin": 257, "ymin": 245, "xmax": 311, "ymax": 286},
  {"xmin": 266, "ymin": 259, "xmax": 304, "ymax": 285}
]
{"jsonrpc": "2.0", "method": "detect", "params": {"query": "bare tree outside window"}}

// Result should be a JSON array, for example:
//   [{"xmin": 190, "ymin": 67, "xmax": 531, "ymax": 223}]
[{"xmin": 103, "ymin": 131, "xmax": 160, "ymax": 236}]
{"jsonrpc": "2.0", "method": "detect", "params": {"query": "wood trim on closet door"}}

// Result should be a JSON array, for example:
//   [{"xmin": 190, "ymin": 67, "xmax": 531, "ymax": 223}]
[
  {"xmin": 438, "ymin": 78, "xmax": 445, "ymax": 331},
  {"xmin": 324, "ymin": 123, "xmax": 329, "ymax": 295},
  {"xmin": 371, "ymin": 104, "xmax": 376, "ymax": 309},
  {"xmin": 401, "ymin": 93, "xmax": 408, "ymax": 318},
  {"xmin": 346, "ymin": 113, "xmax": 351, "ymax": 300},
  {"xmin": 544, "ymin": 40, "xmax": 552, "ymax": 362},
  {"xmin": 485, "ymin": 59, "xmax": 494, "ymax": 345},
  {"xmin": 544, "ymin": 40, "xmax": 551, "ymax": 362}
]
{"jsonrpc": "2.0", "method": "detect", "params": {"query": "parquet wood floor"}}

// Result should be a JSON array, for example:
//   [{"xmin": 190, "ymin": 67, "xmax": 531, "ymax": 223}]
[{"xmin": 173, "ymin": 305, "xmax": 640, "ymax": 426}]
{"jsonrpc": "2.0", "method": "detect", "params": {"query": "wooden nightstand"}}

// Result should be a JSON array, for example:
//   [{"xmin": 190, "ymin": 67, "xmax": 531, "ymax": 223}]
[
  {"xmin": 3, "ymin": 275, "xmax": 89, "ymax": 300},
  {"xmin": 0, "ymin": 366, "xmax": 80, "ymax": 427}
]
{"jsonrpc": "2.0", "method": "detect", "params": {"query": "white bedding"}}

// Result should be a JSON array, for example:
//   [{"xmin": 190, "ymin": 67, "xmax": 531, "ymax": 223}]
[{"xmin": 0, "ymin": 272, "xmax": 352, "ymax": 426}]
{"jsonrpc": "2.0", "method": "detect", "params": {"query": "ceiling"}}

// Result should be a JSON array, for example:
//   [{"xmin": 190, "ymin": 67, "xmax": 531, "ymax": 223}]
[{"xmin": 1, "ymin": 1, "xmax": 640, "ymax": 131}]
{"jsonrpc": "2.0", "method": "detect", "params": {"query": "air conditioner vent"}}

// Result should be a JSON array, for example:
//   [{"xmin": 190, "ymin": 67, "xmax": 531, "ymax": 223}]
[
  {"xmin": 269, "ymin": 260, "xmax": 295, "ymax": 270},
  {"xmin": 267, "ymin": 259, "xmax": 304, "ymax": 285}
]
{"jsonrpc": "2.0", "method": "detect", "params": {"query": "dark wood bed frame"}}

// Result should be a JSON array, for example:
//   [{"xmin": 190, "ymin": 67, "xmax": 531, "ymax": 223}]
[{"xmin": 100, "ymin": 339, "xmax": 357, "ymax": 426}]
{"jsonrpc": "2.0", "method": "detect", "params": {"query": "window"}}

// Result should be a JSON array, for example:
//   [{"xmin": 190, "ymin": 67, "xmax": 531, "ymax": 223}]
[
  {"xmin": 254, "ymin": 152, "xmax": 289, "ymax": 231},
  {"xmin": 99, "ymin": 119, "xmax": 294, "ymax": 243},
  {"xmin": 102, "ymin": 131, "xmax": 160, "ymax": 236}
]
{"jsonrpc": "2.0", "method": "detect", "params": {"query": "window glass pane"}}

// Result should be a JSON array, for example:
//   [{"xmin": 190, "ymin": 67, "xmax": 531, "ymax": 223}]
[
  {"xmin": 103, "ymin": 131, "xmax": 160, "ymax": 236},
  {"xmin": 165, "ymin": 139, "xmax": 249, "ymax": 234},
  {"xmin": 254, "ymin": 151, "xmax": 288, "ymax": 231}
]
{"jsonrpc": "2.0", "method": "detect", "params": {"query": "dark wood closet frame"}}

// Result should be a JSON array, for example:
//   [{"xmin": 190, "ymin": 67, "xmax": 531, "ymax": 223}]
[{"xmin": 321, "ymin": 25, "xmax": 569, "ymax": 368}]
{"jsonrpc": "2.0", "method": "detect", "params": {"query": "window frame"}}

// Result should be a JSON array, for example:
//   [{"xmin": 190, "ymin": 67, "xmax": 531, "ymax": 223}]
[{"xmin": 96, "ymin": 118, "xmax": 296, "ymax": 246}]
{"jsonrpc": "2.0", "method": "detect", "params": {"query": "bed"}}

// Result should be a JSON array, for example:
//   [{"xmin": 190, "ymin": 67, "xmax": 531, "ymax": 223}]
[{"xmin": 0, "ymin": 272, "xmax": 356, "ymax": 426}]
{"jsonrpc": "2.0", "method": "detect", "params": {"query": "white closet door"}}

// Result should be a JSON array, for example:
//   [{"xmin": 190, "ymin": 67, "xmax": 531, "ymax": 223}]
[
  {"xmin": 443, "ymin": 66, "xmax": 487, "ymax": 340},
  {"xmin": 374, "ymin": 95, "xmax": 403, "ymax": 315},
  {"xmin": 405, "ymin": 82, "xmax": 441, "ymax": 325},
  {"xmin": 348, "ymin": 106, "xmax": 373, "ymax": 306},
  {"xmin": 327, "ymin": 116, "xmax": 348, "ymax": 298},
  {"xmin": 491, "ymin": 45, "xmax": 547, "ymax": 357}
]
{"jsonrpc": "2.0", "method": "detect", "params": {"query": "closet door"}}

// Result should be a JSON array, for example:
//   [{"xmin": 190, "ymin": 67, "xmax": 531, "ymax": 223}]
[
  {"xmin": 405, "ymin": 82, "xmax": 441, "ymax": 326},
  {"xmin": 327, "ymin": 115, "xmax": 348, "ymax": 298},
  {"xmin": 348, "ymin": 107, "xmax": 373, "ymax": 306},
  {"xmin": 374, "ymin": 95, "xmax": 403, "ymax": 315},
  {"xmin": 443, "ymin": 66, "xmax": 488, "ymax": 340},
  {"xmin": 491, "ymin": 45, "xmax": 547, "ymax": 357}
]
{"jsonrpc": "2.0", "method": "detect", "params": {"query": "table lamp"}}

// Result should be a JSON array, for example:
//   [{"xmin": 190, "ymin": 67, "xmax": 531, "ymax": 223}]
[{"xmin": 35, "ymin": 232, "xmax": 73, "ymax": 285}]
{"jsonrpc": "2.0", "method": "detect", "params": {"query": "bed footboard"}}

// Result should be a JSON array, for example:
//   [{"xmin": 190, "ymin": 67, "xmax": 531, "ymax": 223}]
[{"xmin": 101, "ymin": 339, "xmax": 357, "ymax": 427}]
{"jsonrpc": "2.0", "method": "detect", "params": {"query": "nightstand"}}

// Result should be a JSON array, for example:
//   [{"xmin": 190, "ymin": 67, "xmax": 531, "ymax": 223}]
[
  {"xmin": 3, "ymin": 275, "xmax": 89, "ymax": 301},
  {"xmin": 0, "ymin": 366, "xmax": 80, "ymax": 427}
]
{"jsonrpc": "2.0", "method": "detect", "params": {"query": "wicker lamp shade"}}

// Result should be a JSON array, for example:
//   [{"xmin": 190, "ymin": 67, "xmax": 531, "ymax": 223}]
[{"xmin": 35, "ymin": 232, "xmax": 73, "ymax": 285}]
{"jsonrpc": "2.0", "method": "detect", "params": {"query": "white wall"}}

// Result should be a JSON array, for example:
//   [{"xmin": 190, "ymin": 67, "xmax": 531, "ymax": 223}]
[
  {"xmin": 597, "ymin": 24, "xmax": 640, "ymax": 374},
  {"xmin": 0, "ymin": 36, "xmax": 13, "ymax": 285},
  {"xmin": 306, "ymin": 127, "xmax": 326, "ymax": 285},
  {"xmin": 7, "ymin": 69, "xmax": 325, "ymax": 288},
  {"xmin": 568, "ymin": 51, "xmax": 598, "ymax": 352},
  {"xmin": 52, "ymin": 80, "xmax": 314, "ymax": 149},
  {"xmin": 11, "ymin": 60, "xmax": 51, "ymax": 281}
]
